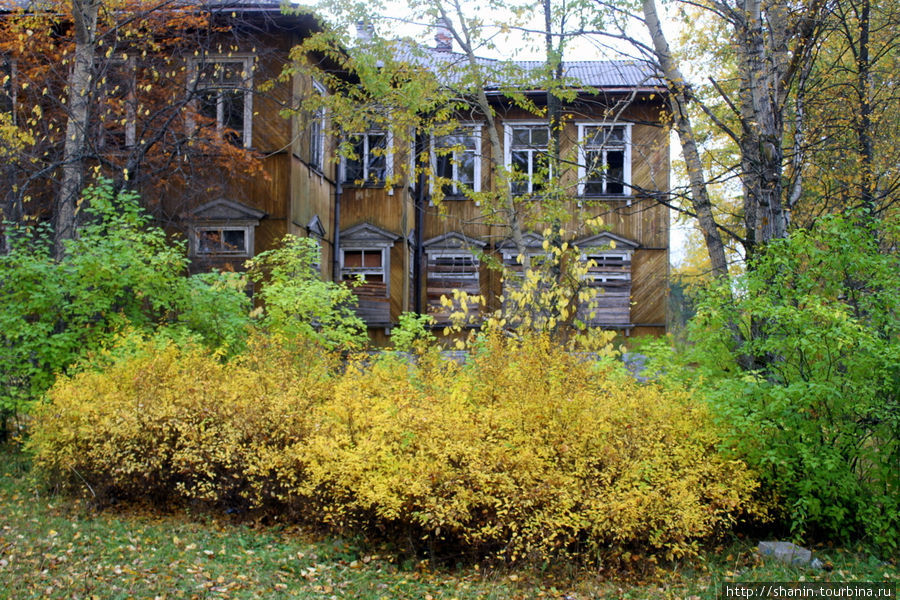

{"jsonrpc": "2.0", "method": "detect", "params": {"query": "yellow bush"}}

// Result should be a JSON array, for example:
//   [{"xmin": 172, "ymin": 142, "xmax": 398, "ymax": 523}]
[{"xmin": 31, "ymin": 333, "xmax": 761, "ymax": 561}]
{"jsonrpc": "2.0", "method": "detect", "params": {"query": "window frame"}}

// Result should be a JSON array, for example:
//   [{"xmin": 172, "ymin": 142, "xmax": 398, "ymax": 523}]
[
  {"xmin": 188, "ymin": 54, "xmax": 255, "ymax": 149},
  {"xmin": 341, "ymin": 129, "xmax": 393, "ymax": 186},
  {"xmin": 308, "ymin": 79, "xmax": 327, "ymax": 172},
  {"xmin": 426, "ymin": 251, "xmax": 480, "ymax": 282},
  {"xmin": 430, "ymin": 123, "xmax": 482, "ymax": 197},
  {"xmin": 576, "ymin": 122, "xmax": 633, "ymax": 198},
  {"xmin": 503, "ymin": 122, "xmax": 550, "ymax": 196},
  {"xmin": 0, "ymin": 56, "xmax": 16, "ymax": 118},
  {"xmin": 340, "ymin": 247, "xmax": 388, "ymax": 286},
  {"xmin": 93, "ymin": 55, "xmax": 137, "ymax": 150},
  {"xmin": 191, "ymin": 224, "xmax": 253, "ymax": 258}
]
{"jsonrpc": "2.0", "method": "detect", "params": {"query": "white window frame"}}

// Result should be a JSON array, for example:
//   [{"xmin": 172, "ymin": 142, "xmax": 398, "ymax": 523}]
[
  {"xmin": 426, "ymin": 251, "xmax": 480, "ymax": 282},
  {"xmin": 341, "ymin": 130, "xmax": 394, "ymax": 185},
  {"xmin": 1, "ymin": 57, "xmax": 17, "ymax": 121},
  {"xmin": 430, "ymin": 123, "xmax": 482, "ymax": 196},
  {"xmin": 309, "ymin": 79, "xmax": 326, "ymax": 171},
  {"xmin": 340, "ymin": 247, "xmax": 389, "ymax": 289},
  {"xmin": 576, "ymin": 122, "xmax": 632, "ymax": 198},
  {"xmin": 191, "ymin": 224, "xmax": 254, "ymax": 258},
  {"xmin": 188, "ymin": 54, "xmax": 255, "ymax": 149},
  {"xmin": 504, "ymin": 122, "xmax": 550, "ymax": 195},
  {"xmin": 94, "ymin": 55, "xmax": 136, "ymax": 148}
]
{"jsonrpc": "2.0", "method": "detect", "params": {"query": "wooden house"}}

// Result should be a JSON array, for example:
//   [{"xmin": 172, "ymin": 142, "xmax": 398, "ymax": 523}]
[
  {"xmin": 1, "ymin": 1, "xmax": 669, "ymax": 339},
  {"xmin": 327, "ymin": 38, "xmax": 670, "ymax": 339},
  {"xmin": 172, "ymin": 8, "xmax": 670, "ymax": 339}
]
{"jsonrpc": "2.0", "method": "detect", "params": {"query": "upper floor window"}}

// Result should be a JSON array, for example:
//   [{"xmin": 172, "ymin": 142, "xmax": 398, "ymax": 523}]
[
  {"xmin": 190, "ymin": 55, "xmax": 254, "ymax": 148},
  {"xmin": 577, "ymin": 123, "xmax": 632, "ymax": 196},
  {"xmin": 505, "ymin": 124, "xmax": 549, "ymax": 195},
  {"xmin": 0, "ymin": 56, "xmax": 15, "ymax": 116},
  {"xmin": 308, "ymin": 80, "xmax": 326, "ymax": 171},
  {"xmin": 432, "ymin": 125, "xmax": 481, "ymax": 196},
  {"xmin": 93, "ymin": 56, "xmax": 136, "ymax": 151},
  {"xmin": 343, "ymin": 130, "xmax": 392, "ymax": 185}
]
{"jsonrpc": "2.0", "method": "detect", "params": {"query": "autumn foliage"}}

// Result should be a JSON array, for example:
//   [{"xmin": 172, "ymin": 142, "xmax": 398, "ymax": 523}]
[
  {"xmin": 0, "ymin": 0, "xmax": 264, "ymax": 224},
  {"xmin": 31, "ymin": 333, "xmax": 762, "ymax": 562}
]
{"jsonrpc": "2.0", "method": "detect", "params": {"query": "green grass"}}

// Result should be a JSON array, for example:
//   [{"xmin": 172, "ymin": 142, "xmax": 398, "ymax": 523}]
[{"xmin": 1, "ymin": 447, "xmax": 896, "ymax": 599}]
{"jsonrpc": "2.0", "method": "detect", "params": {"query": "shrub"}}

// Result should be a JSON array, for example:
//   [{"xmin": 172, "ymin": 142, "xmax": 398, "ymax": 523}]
[
  {"xmin": 246, "ymin": 235, "xmax": 366, "ymax": 351},
  {"xmin": 688, "ymin": 214, "xmax": 900, "ymax": 551},
  {"xmin": 31, "ymin": 332, "xmax": 761, "ymax": 562},
  {"xmin": 30, "ymin": 335, "xmax": 337, "ymax": 508},
  {"xmin": 0, "ymin": 180, "xmax": 252, "ymax": 436}
]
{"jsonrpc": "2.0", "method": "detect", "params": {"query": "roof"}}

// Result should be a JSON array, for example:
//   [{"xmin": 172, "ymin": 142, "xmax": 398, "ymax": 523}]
[{"xmin": 395, "ymin": 43, "xmax": 664, "ymax": 91}]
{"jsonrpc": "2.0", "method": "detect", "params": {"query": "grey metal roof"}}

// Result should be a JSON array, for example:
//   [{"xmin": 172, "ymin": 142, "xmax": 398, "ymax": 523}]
[{"xmin": 395, "ymin": 44, "xmax": 663, "ymax": 91}]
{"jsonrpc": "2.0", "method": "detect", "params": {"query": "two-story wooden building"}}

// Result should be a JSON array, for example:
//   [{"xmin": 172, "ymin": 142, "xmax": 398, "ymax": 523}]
[
  {"xmin": 173, "ymin": 4, "xmax": 670, "ymax": 340},
  {"xmin": 1, "ymin": 0, "xmax": 668, "ymax": 340}
]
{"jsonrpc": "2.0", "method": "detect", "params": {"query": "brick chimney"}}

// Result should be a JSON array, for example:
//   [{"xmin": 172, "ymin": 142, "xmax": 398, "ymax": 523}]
[
  {"xmin": 434, "ymin": 17, "xmax": 452, "ymax": 52},
  {"xmin": 356, "ymin": 20, "xmax": 374, "ymax": 42}
]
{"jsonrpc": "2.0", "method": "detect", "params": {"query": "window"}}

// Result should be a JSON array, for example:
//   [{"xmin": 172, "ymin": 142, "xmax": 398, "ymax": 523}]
[
  {"xmin": 343, "ymin": 130, "xmax": 392, "ymax": 185},
  {"xmin": 339, "ymin": 222, "xmax": 400, "ymax": 326},
  {"xmin": 423, "ymin": 232, "xmax": 485, "ymax": 323},
  {"xmin": 574, "ymin": 233, "xmax": 639, "ymax": 327},
  {"xmin": 428, "ymin": 253, "xmax": 479, "ymax": 281},
  {"xmin": 0, "ymin": 56, "xmax": 15, "ymax": 116},
  {"xmin": 186, "ymin": 199, "xmax": 264, "ymax": 261},
  {"xmin": 505, "ymin": 124, "xmax": 549, "ymax": 195},
  {"xmin": 341, "ymin": 249, "xmax": 385, "ymax": 283},
  {"xmin": 578, "ymin": 123, "xmax": 632, "ymax": 196},
  {"xmin": 194, "ymin": 226, "xmax": 250, "ymax": 256},
  {"xmin": 307, "ymin": 215, "xmax": 326, "ymax": 276},
  {"xmin": 93, "ymin": 56, "xmax": 136, "ymax": 150},
  {"xmin": 308, "ymin": 80, "xmax": 326, "ymax": 171},
  {"xmin": 190, "ymin": 56, "xmax": 254, "ymax": 148},
  {"xmin": 432, "ymin": 125, "xmax": 481, "ymax": 196}
]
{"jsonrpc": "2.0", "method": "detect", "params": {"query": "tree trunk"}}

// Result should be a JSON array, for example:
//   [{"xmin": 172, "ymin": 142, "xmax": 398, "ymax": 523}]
[
  {"xmin": 54, "ymin": 0, "xmax": 101, "ymax": 258},
  {"xmin": 641, "ymin": 0, "xmax": 730, "ymax": 278}
]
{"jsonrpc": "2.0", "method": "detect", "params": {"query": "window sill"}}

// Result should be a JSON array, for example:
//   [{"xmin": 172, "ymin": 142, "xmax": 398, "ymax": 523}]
[
  {"xmin": 579, "ymin": 194, "xmax": 633, "ymax": 200},
  {"xmin": 342, "ymin": 182, "xmax": 387, "ymax": 189}
]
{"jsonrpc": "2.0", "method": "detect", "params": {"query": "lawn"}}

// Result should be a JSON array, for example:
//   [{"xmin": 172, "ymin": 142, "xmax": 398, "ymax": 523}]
[{"xmin": 1, "ymin": 447, "xmax": 896, "ymax": 599}]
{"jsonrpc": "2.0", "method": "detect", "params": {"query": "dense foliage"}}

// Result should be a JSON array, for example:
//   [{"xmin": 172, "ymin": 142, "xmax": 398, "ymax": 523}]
[
  {"xmin": 686, "ymin": 215, "xmax": 900, "ymax": 551},
  {"xmin": 0, "ymin": 181, "xmax": 250, "ymax": 434},
  {"xmin": 246, "ymin": 236, "xmax": 367, "ymax": 351},
  {"xmin": 30, "ymin": 333, "xmax": 761, "ymax": 563}
]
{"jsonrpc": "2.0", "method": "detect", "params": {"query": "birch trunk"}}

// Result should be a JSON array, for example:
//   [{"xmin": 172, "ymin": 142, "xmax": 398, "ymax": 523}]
[
  {"xmin": 54, "ymin": 0, "xmax": 101, "ymax": 258},
  {"xmin": 642, "ymin": 0, "xmax": 730, "ymax": 278}
]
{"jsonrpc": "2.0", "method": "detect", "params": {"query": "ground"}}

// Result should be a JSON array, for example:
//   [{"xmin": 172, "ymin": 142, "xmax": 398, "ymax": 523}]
[{"xmin": 1, "ymin": 447, "xmax": 897, "ymax": 599}]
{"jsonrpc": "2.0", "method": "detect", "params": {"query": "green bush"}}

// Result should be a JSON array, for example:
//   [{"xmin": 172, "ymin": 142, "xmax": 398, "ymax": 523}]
[
  {"xmin": 246, "ymin": 235, "xmax": 366, "ymax": 351},
  {"xmin": 31, "ymin": 332, "xmax": 761, "ymax": 562},
  {"xmin": 688, "ymin": 214, "xmax": 900, "ymax": 551},
  {"xmin": 0, "ymin": 180, "xmax": 251, "ymax": 435}
]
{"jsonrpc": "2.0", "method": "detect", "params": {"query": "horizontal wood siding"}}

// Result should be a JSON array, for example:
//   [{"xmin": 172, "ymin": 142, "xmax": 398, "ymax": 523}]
[
  {"xmin": 352, "ymin": 282, "xmax": 391, "ymax": 325},
  {"xmin": 630, "ymin": 249, "xmax": 667, "ymax": 326}
]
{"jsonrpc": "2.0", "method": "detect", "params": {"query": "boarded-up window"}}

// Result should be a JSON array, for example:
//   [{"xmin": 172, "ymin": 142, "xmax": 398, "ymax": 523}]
[
  {"xmin": 577, "ymin": 250, "xmax": 632, "ymax": 326},
  {"xmin": 339, "ymin": 223, "xmax": 399, "ymax": 327},
  {"xmin": 423, "ymin": 233, "xmax": 485, "ymax": 324}
]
